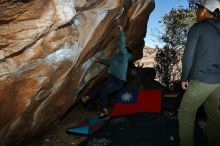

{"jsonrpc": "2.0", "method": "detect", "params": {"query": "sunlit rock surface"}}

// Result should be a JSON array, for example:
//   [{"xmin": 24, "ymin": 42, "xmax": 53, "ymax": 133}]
[{"xmin": 0, "ymin": 0, "xmax": 154, "ymax": 145}]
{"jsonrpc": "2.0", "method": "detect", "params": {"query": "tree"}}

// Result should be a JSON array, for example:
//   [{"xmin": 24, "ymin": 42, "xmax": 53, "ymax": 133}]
[
  {"xmin": 188, "ymin": 0, "xmax": 200, "ymax": 9},
  {"xmin": 154, "ymin": 6, "xmax": 196, "ymax": 90},
  {"xmin": 155, "ymin": 45, "xmax": 180, "ymax": 90},
  {"xmin": 160, "ymin": 7, "xmax": 196, "ymax": 50}
]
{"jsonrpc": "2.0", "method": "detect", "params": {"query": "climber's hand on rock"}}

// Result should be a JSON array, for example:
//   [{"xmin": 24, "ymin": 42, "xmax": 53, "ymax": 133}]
[{"xmin": 116, "ymin": 25, "xmax": 123, "ymax": 31}]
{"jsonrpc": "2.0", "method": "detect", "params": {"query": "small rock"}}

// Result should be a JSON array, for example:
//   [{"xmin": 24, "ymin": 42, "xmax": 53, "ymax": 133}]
[
  {"xmin": 71, "ymin": 142, "xmax": 76, "ymax": 145},
  {"xmin": 44, "ymin": 138, "xmax": 50, "ymax": 142},
  {"xmin": 169, "ymin": 136, "xmax": 174, "ymax": 141}
]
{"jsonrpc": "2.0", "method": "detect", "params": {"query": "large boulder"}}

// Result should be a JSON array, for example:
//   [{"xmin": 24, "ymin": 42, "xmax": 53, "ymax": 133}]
[{"xmin": 0, "ymin": 0, "xmax": 155, "ymax": 145}]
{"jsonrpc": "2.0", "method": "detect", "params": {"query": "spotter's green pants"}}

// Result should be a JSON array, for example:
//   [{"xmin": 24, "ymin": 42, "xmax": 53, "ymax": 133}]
[{"xmin": 178, "ymin": 80, "xmax": 220, "ymax": 146}]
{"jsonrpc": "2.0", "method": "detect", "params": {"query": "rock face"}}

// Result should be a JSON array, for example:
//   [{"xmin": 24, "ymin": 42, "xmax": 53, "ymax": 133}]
[{"xmin": 0, "ymin": 0, "xmax": 154, "ymax": 145}]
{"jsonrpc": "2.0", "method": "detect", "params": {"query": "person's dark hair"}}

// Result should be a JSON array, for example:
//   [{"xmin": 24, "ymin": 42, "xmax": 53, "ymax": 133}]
[{"xmin": 126, "ymin": 47, "xmax": 132, "ymax": 54}]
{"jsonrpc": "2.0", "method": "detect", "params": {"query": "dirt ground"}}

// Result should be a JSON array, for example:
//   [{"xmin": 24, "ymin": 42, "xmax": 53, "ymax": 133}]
[{"xmin": 22, "ymin": 103, "xmax": 100, "ymax": 146}]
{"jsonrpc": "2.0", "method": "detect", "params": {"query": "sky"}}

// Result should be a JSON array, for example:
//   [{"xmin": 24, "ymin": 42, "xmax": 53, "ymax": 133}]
[{"xmin": 144, "ymin": 0, "xmax": 189, "ymax": 48}]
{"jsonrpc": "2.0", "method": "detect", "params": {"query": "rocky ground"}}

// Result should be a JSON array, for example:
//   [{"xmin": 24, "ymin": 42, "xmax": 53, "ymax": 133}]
[
  {"xmin": 20, "ymin": 67, "xmax": 166, "ymax": 146},
  {"xmin": 22, "ymin": 102, "xmax": 100, "ymax": 146}
]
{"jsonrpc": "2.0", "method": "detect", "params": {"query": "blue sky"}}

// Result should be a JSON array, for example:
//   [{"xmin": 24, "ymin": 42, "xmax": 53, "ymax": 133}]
[{"xmin": 144, "ymin": 0, "xmax": 189, "ymax": 48}]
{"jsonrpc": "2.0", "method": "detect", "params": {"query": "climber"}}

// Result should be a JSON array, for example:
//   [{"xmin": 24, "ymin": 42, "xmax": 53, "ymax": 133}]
[{"xmin": 81, "ymin": 25, "xmax": 132, "ymax": 119}]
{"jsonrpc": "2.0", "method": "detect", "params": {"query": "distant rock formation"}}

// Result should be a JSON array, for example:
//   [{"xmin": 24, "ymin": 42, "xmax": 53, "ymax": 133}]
[
  {"xmin": 135, "ymin": 46, "xmax": 156, "ymax": 68},
  {"xmin": 0, "ymin": 0, "xmax": 154, "ymax": 145}
]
